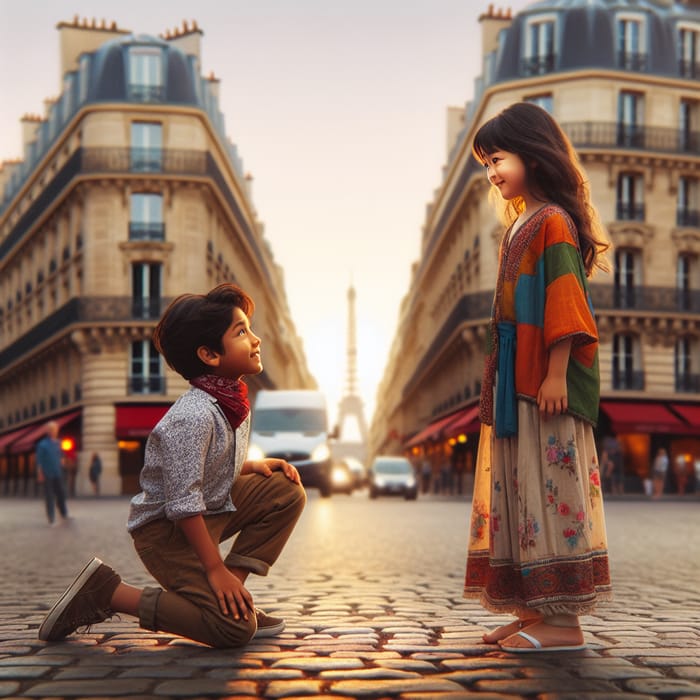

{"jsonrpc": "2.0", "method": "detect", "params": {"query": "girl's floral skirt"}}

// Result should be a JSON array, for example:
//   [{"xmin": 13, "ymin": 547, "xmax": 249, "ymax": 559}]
[{"xmin": 464, "ymin": 401, "xmax": 612, "ymax": 616}]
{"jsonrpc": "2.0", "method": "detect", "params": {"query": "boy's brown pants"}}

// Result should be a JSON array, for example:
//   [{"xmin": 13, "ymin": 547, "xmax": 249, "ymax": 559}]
[{"xmin": 130, "ymin": 472, "xmax": 306, "ymax": 648}]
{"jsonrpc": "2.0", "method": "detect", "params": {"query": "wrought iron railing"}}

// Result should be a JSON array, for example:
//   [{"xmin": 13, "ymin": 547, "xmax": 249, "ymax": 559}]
[
  {"xmin": 679, "ymin": 59, "xmax": 700, "ymax": 79},
  {"xmin": 676, "ymin": 373, "xmax": 700, "ymax": 393},
  {"xmin": 612, "ymin": 369, "xmax": 645, "ymax": 391},
  {"xmin": 520, "ymin": 53, "xmax": 555, "ymax": 76},
  {"xmin": 129, "ymin": 222, "xmax": 165, "ymax": 241},
  {"xmin": 82, "ymin": 148, "xmax": 207, "ymax": 175},
  {"xmin": 617, "ymin": 51, "xmax": 647, "ymax": 71},
  {"xmin": 128, "ymin": 376, "xmax": 166, "ymax": 394},
  {"xmin": 561, "ymin": 121, "xmax": 700, "ymax": 156},
  {"xmin": 616, "ymin": 202, "xmax": 645, "ymax": 221},
  {"xmin": 0, "ymin": 297, "xmax": 173, "ymax": 369},
  {"xmin": 127, "ymin": 84, "xmax": 166, "ymax": 103},
  {"xmin": 590, "ymin": 285, "xmax": 700, "ymax": 314},
  {"xmin": 677, "ymin": 209, "xmax": 700, "ymax": 227}
]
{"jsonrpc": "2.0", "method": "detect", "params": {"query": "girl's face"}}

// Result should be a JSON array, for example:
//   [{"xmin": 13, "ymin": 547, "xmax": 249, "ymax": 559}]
[{"xmin": 483, "ymin": 150, "xmax": 528, "ymax": 201}]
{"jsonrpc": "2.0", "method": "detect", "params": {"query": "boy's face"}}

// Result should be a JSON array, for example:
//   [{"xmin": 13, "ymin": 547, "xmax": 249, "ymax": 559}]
[{"xmin": 204, "ymin": 307, "xmax": 262, "ymax": 379}]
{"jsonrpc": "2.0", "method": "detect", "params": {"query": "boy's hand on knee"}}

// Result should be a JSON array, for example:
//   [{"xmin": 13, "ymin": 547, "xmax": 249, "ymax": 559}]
[
  {"xmin": 206, "ymin": 563, "xmax": 254, "ymax": 620},
  {"xmin": 246, "ymin": 458, "xmax": 301, "ymax": 484}
]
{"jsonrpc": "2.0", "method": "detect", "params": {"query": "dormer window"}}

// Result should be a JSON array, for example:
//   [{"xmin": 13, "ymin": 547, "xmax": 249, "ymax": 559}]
[
  {"xmin": 523, "ymin": 15, "xmax": 555, "ymax": 76},
  {"xmin": 128, "ymin": 47, "xmax": 164, "ymax": 102},
  {"xmin": 617, "ymin": 14, "xmax": 647, "ymax": 71},
  {"xmin": 679, "ymin": 23, "xmax": 700, "ymax": 79}
]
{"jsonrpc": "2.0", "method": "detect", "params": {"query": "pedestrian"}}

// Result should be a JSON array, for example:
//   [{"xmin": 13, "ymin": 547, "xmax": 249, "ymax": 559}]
[
  {"xmin": 420, "ymin": 457, "xmax": 431, "ymax": 494},
  {"xmin": 35, "ymin": 421, "xmax": 70, "ymax": 526},
  {"xmin": 652, "ymin": 447, "xmax": 668, "ymax": 499},
  {"xmin": 88, "ymin": 452, "xmax": 102, "ymax": 496},
  {"xmin": 39, "ymin": 283, "xmax": 306, "ymax": 648},
  {"xmin": 463, "ymin": 103, "xmax": 612, "ymax": 653},
  {"xmin": 604, "ymin": 435, "xmax": 624, "ymax": 495},
  {"xmin": 673, "ymin": 453, "xmax": 689, "ymax": 495}
]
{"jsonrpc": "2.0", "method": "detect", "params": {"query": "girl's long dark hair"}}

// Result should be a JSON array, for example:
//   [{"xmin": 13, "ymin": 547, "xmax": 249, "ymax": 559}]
[{"xmin": 472, "ymin": 102, "xmax": 610, "ymax": 276}]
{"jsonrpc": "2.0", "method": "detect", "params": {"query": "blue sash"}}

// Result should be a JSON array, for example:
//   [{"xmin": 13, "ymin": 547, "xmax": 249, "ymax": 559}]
[{"xmin": 495, "ymin": 322, "xmax": 517, "ymax": 438}]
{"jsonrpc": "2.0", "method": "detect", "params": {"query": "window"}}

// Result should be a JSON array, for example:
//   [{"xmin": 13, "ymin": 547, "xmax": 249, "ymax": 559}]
[
  {"xmin": 617, "ymin": 16, "xmax": 646, "ymax": 70},
  {"xmin": 612, "ymin": 334, "xmax": 643, "ymax": 390},
  {"xmin": 128, "ymin": 47, "xmax": 164, "ymax": 102},
  {"xmin": 130, "ymin": 122, "xmax": 162, "ymax": 172},
  {"xmin": 617, "ymin": 91, "xmax": 644, "ymax": 147},
  {"xmin": 614, "ymin": 249, "xmax": 641, "ymax": 309},
  {"xmin": 129, "ymin": 341, "xmax": 164, "ymax": 394},
  {"xmin": 678, "ymin": 176, "xmax": 700, "ymax": 227},
  {"xmin": 677, "ymin": 253, "xmax": 699, "ymax": 311},
  {"xmin": 78, "ymin": 55, "xmax": 90, "ymax": 104},
  {"xmin": 523, "ymin": 16, "xmax": 555, "ymax": 75},
  {"xmin": 676, "ymin": 336, "xmax": 700, "ymax": 393},
  {"xmin": 524, "ymin": 93, "xmax": 553, "ymax": 113},
  {"xmin": 679, "ymin": 26, "xmax": 700, "ymax": 78},
  {"xmin": 680, "ymin": 99, "xmax": 699, "ymax": 152},
  {"xmin": 616, "ymin": 173, "xmax": 645, "ymax": 221},
  {"xmin": 132, "ymin": 263, "xmax": 161, "ymax": 319},
  {"xmin": 129, "ymin": 194, "xmax": 164, "ymax": 240}
]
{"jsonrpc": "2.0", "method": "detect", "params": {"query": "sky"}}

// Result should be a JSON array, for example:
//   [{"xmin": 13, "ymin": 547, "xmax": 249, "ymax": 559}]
[{"xmin": 0, "ymin": 0, "xmax": 534, "ymax": 431}]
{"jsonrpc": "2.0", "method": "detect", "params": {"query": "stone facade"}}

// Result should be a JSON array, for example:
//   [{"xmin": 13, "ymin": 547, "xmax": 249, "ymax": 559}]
[
  {"xmin": 0, "ymin": 18, "xmax": 315, "ymax": 495},
  {"xmin": 370, "ymin": 0, "xmax": 700, "ymax": 490}
]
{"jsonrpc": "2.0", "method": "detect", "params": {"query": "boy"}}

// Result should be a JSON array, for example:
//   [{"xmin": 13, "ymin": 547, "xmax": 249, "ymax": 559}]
[{"xmin": 38, "ymin": 284, "xmax": 306, "ymax": 648}]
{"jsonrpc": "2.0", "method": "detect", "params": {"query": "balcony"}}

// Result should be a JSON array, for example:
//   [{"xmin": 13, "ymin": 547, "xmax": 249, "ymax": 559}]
[
  {"xmin": 128, "ymin": 376, "xmax": 166, "ymax": 394},
  {"xmin": 561, "ymin": 122, "xmax": 700, "ymax": 156},
  {"xmin": 676, "ymin": 374, "xmax": 700, "ymax": 393},
  {"xmin": 616, "ymin": 201, "xmax": 645, "ymax": 221},
  {"xmin": 590, "ymin": 285, "xmax": 700, "ymax": 314},
  {"xmin": 617, "ymin": 51, "xmax": 648, "ymax": 71},
  {"xmin": 521, "ymin": 53, "xmax": 555, "ymax": 76},
  {"xmin": 612, "ymin": 369, "xmax": 645, "ymax": 391},
  {"xmin": 129, "ymin": 222, "xmax": 165, "ymax": 241},
  {"xmin": 130, "ymin": 147, "xmax": 163, "ymax": 173},
  {"xmin": 127, "ymin": 84, "xmax": 165, "ymax": 103},
  {"xmin": 132, "ymin": 298, "xmax": 163, "ymax": 319},
  {"xmin": 680, "ymin": 59, "xmax": 700, "ymax": 79},
  {"xmin": 677, "ymin": 209, "xmax": 700, "ymax": 228}
]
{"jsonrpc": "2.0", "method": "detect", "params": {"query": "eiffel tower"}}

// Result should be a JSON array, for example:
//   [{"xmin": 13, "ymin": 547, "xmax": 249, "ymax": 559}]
[{"xmin": 333, "ymin": 284, "xmax": 368, "ymax": 462}]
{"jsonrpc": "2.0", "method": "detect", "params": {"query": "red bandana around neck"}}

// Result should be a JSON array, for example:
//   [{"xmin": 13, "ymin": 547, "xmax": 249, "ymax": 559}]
[{"xmin": 190, "ymin": 374, "xmax": 250, "ymax": 430}]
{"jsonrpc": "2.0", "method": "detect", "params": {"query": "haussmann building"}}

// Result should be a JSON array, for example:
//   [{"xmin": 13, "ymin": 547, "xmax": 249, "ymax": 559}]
[
  {"xmin": 0, "ymin": 17, "xmax": 315, "ymax": 496},
  {"xmin": 369, "ymin": 0, "xmax": 700, "ymax": 495}
]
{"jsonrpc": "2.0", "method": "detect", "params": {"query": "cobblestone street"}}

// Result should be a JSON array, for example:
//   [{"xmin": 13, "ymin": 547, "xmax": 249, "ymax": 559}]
[{"xmin": 1, "ymin": 492, "xmax": 699, "ymax": 699}]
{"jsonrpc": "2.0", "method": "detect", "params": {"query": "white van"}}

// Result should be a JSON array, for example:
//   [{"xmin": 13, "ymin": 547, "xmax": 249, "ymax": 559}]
[{"xmin": 247, "ymin": 390, "xmax": 333, "ymax": 496}]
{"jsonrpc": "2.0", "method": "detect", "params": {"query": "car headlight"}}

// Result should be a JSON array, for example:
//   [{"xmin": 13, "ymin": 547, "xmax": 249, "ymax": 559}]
[
  {"xmin": 311, "ymin": 443, "xmax": 330, "ymax": 462},
  {"xmin": 332, "ymin": 466, "xmax": 350, "ymax": 486},
  {"xmin": 374, "ymin": 477, "xmax": 386, "ymax": 488},
  {"xmin": 247, "ymin": 444, "xmax": 265, "ymax": 461},
  {"xmin": 406, "ymin": 476, "xmax": 416, "ymax": 488}
]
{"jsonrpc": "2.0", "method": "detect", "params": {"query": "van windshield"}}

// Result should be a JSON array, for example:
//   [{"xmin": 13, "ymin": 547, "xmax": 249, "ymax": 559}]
[{"xmin": 253, "ymin": 408, "xmax": 326, "ymax": 433}]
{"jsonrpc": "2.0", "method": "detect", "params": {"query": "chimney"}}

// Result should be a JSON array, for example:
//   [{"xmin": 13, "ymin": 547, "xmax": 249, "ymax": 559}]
[
  {"xmin": 20, "ymin": 114, "xmax": 44, "ymax": 152},
  {"xmin": 206, "ymin": 71, "xmax": 221, "ymax": 100},
  {"xmin": 162, "ymin": 19, "xmax": 203, "ymax": 63},
  {"xmin": 56, "ymin": 16, "xmax": 130, "ymax": 82},
  {"xmin": 478, "ymin": 5, "xmax": 513, "ymax": 58}
]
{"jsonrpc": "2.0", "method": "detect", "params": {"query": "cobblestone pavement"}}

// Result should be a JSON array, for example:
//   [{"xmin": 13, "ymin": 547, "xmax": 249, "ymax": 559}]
[{"xmin": 1, "ymin": 491, "xmax": 699, "ymax": 699}]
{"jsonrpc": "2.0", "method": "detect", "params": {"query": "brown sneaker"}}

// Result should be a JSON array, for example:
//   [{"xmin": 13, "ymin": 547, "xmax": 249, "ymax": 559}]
[
  {"xmin": 253, "ymin": 608, "xmax": 285, "ymax": 638},
  {"xmin": 38, "ymin": 557, "xmax": 121, "ymax": 642}
]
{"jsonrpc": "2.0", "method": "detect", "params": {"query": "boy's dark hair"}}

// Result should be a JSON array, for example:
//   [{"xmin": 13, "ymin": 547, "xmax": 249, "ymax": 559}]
[{"xmin": 152, "ymin": 283, "xmax": 255, "ymax": 380}]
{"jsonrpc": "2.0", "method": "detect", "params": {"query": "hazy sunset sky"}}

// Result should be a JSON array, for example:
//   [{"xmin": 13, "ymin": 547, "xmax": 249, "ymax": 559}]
[{"xmin": 0, "ymin": 0, "xmax": 533, "ymax": 429}]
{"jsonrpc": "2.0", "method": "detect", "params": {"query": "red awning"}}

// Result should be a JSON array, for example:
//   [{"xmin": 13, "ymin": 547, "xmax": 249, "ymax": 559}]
[
  {"xmin": 445, "ymin": 404, "xmax": 480, "ymax": 436},
  {"xmin": 10, "ymin": 410, "xmax": 82, "ymax": 454},
  {"xmin": 670, "ymin": 403, "xmax": 700, "ymax": 430},
  {"xmin": 116, "ymin": 405, "xmax": 170, "ymax": 438},
  {"xmin": 0, "ymin": 425, "xmax": 34, "ymax": 451},
  {"xmin": 405, "ymin": 411, "xmax": 461, "ymax": 448},
  {"xmin": 600, "ymin": 401, "xmax": 691, "ymax": 435}
]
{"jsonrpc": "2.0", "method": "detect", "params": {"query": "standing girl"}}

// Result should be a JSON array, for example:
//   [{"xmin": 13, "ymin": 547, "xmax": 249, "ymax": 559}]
[{"xmin": 464, "ymin": 102, "xmax": 612, "ymax": 652}]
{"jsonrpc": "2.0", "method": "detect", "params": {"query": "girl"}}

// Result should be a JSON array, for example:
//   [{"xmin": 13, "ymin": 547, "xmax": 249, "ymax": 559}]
[{"xmin": 464, "ymin": 102, "xmax": 612, "ymax": 653}]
